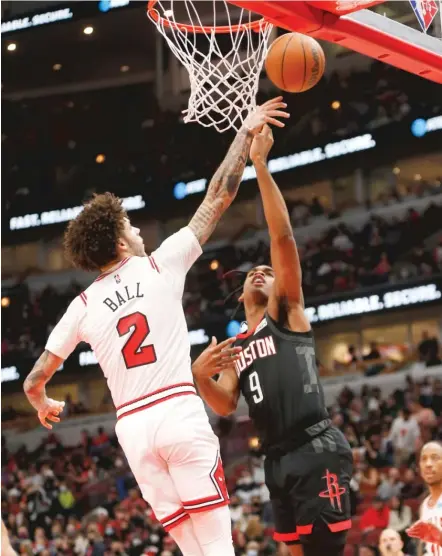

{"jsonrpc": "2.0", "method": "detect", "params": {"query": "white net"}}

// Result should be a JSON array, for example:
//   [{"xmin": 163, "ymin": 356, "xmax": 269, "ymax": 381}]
[{"xmin": 148, "ymin": 0, "xmax": 273, "ymax": 133}]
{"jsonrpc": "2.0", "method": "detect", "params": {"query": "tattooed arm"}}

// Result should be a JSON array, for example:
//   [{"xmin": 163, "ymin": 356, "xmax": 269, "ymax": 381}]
[
  {"xmin": 188, "ymin": 97, "xmax": 289, "ymax": 246},
  {"xmin": 24, "ymin": 350, "xmax": 66, "ymax": 429}
]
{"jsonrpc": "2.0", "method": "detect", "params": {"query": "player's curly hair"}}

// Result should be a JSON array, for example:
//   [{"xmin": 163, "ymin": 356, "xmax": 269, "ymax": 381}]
[{"xmin": 63, "ymin": 192, "xmax": 127, "ymax": 271}]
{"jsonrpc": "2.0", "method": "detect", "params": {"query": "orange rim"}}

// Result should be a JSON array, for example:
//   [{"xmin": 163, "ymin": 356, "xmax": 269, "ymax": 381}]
[{"xmin": 147, "ymin": 0, "xmax": 266, "ymax": 34}]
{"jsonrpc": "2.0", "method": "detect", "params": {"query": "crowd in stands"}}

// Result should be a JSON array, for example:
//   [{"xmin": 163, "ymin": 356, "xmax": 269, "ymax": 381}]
[
  {"xmin": 2, "ymin": 209, "xmax": 441, "ymax": 361},
  {"xmin": 2, "ymin": 373, "xmax": 441, "ymax": 555},
  {"xmin": 183, "ymin": 206, "xmax": 442, "ymax": 324},
  {"xmin": 3, "ymin": 59, "xmax": 441, "ymax": 219}
]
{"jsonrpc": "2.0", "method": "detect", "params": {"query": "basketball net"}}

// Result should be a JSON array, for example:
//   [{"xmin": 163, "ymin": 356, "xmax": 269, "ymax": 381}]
[{"xmin": 147, "ymin": 0, "xmax": 273, "ymax": 133}]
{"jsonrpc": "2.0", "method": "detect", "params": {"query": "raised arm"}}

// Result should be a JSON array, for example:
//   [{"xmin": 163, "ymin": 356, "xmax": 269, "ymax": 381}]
[
  {"xmin": 23, "ymin": 350, "xmax": 66, "ymax": 429},
  {"xmin": 250, "ymin": 125, "xmax": 309, "ymax": 330},
  {"xmin": 188, "ymin": 97, "xmax": 289, "ymax": 246}
]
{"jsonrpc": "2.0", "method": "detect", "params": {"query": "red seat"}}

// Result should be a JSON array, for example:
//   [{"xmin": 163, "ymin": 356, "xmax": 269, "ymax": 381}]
[{"xmin": 346, "ymin": 530, "xmax": 362, "ymax": 545}]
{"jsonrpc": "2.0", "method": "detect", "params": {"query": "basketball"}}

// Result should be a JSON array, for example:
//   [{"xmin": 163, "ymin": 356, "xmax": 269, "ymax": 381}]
[{"xmin": 265, "ymin": 32, "xmax": 325, "ymax": 93}]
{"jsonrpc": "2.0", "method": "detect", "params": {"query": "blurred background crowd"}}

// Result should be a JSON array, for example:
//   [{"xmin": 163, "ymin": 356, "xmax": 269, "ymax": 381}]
[
  {"xmin": 2, "ymin": 0, "xmax": 442, "ymax": 555},
  {"xmin": 2, "ymin": 373, "xmax": 442, "ymax": 555}
]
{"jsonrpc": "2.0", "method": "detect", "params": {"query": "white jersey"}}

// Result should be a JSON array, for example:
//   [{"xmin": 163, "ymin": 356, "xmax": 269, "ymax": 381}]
[
  {"xmin": 46, "ymin": 227, "xmax": 202, "ymax": 409},
  {"xmin": 421, "ymin": 493, "xmax": 442, "ymax": 556}
]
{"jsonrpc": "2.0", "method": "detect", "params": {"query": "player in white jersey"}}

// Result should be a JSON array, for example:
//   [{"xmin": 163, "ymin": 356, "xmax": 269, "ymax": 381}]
[
  {"xmin": 23, "ymin": 98, "xmax": 289, "ymax": 556},
  {"xmin": 407, "ymin": 442, "xmax": 442, "ymax": 556}
]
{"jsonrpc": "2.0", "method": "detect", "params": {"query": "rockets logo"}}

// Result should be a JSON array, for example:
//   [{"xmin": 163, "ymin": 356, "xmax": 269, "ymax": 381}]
[
  {"xmin": 114, "ymin": 274, "xmax": 121, "ymax": 284},
  {"xmin": 319, "ymin": 470, "xmax": 346, "ymax": 511}
]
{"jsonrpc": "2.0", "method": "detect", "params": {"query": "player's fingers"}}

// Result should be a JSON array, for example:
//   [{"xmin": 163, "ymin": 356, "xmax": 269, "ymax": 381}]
[
  {"xmin": 39, "ymin": 416, "xmax": 52, "ymax": 430},
  {"xmin": 264, "ymin": 116, "xmax": 286, "ymax": 128},
  {"xmin": 264, "ymin": 110, "xmax": 290, "ymax": 119},
  {"xmin": 261, "ymin": 96, "xmax": 283, "ymax": 107},
  {"xmin": 219, "ymin": 356, "xmax": 238, "ymax": 364},
  {"xmin": 264, "ymin": 102, "xmax": 288, "ymax": 112},
  {"xmin": 218, "ymin": 362, "xmax": 238, "ymax": 371},
  {"xmin": 213, "ymin": 349, "xmax": 242, "ymax": 362},
  {"xmin": 217, "ymin": 337, "xmax": 237, "ymax": 350},
  {"xmin": 47, "ymin": 413, "xmax": 60, "ymax": 423}
]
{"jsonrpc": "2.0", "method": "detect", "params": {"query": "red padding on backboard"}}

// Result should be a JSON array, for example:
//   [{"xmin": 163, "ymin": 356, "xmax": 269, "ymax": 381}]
[
  {"xmin": 228, "ymin": 0, "xmax": 442, "ymax": 84},
  {"xmin": 305, "ymin": 0, "xmax": 386, "ymax": 16}
]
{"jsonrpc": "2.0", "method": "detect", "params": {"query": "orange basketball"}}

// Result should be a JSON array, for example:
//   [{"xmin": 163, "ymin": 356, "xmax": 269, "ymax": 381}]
[{"xmin": 265, "ymin": 32, "xmax": 325, "ymax": 93}]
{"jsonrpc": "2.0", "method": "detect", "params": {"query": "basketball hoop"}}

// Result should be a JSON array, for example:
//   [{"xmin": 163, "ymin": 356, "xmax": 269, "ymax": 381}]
[{"xmin": 147, "ymin": 0, "xmax": 273, "ymax": 132}]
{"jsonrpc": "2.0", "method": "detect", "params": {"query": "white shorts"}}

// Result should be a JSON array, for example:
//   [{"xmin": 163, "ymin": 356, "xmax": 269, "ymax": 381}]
[{"xmin": 115, "ymin": 383, "xmax": 229, "ymax": 532}]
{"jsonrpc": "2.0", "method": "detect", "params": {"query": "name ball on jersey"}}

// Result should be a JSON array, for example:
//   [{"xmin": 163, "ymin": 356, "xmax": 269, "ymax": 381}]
[{"xmin": 265, "ymin": 32, "xmax": 325, "ymax": 93}]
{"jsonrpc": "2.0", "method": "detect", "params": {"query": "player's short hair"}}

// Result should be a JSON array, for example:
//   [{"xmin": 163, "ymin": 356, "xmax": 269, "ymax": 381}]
[{"xmin": 64, "ymin": 192, "xmax": 127, "ymax": 271}]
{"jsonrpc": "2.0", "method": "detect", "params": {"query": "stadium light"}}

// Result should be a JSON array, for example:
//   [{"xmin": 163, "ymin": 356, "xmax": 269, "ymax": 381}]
[
  {"xmin": 96, "ymin": 154, "xmax": 106, "ymax": 164},
  {"xmin": 83, "ymin": 26, "xmax": 94, "ymax": 35},
  {"xmin": 331, "ymin": 100, "xmax": 341, "ymax": 110},
  {"xmin": 120, "ymin": 65, "xmax": 130, "ymax": 72},
  {"xmin": 53, "ymin": 63, "xmax": 62, "ymax": 71},
  {"xmin": 7, "ymin": 43, "xmax": 17, "ymax": 51},
  {"xmin": 210, "ymin": 260, "xmax": 219, "ymax": 271},
  {"xmin": 1, "ymin": 297, "xmax": 11, "ymax": 308},
  {"xmin": 393, "ymin": 167, "xmax": 400, "ymax": 175}
]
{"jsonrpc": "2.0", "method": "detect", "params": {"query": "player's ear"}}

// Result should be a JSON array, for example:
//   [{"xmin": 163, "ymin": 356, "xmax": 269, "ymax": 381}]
[
  {"xmin": 116, "ymin": 235, "xmax": 129, "ymax": 255},
  {"xmin": 238, "ymin": 292, "xmax": 244, "ymax": 303}
]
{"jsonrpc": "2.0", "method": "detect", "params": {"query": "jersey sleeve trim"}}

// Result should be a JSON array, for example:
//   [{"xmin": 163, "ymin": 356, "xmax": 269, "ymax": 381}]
[
  {"xmin": 265, "ymin": 312, "xmax": 314, "ymax": 344},
  {"xmin": 149, "ymin": 256, "xmax": 160, "ymax": 273},
  {"xmin": 80, "ymin": 292, "xmax": 87, "ymax": 306}
]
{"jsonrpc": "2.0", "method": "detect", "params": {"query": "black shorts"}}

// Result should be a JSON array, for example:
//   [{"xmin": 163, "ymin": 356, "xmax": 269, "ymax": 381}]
[{"xmin": 264, "ymin": 426, "xmax": 353, "ymax": 548}]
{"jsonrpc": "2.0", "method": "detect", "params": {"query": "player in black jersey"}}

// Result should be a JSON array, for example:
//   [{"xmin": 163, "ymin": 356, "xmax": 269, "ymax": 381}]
[{"xmin": 192, "ymin": 124, "xmax": 353, "ymax": 556}]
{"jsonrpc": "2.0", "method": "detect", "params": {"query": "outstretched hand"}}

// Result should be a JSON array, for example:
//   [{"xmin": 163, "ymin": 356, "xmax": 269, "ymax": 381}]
[
  {"xmin": 250, "ymin": 124, "xmax": 274, "ymax": 164},
  {"xmin": 243, "ymin": 96, "xmax": 289, "ymax": 135},
  {"xmin": 37, "ymin": 398, "xmax": 65, "ymax": 430},
  {"xmin": 192, "ymin": 337, "xmax": 241, "ymax": 379}
]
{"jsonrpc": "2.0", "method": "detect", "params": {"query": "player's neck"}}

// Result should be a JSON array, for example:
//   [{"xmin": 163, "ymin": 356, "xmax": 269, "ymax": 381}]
[
  {"xmin": 100, "ymin": 255, "xmax": 130, "ymax": 274},
  {"xmin": 428, "ymin": 482, "xmax": 442, "ymax": 504},
  {"xmin": 245, "ymin": 304, "xmax": 266, "ymax": 332}
]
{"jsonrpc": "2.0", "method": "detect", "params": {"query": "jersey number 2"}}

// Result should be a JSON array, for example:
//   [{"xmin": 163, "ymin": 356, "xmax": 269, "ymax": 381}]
[{"xmin": 117, "ymin": 312, "xmax": 157, "ymax": 369}]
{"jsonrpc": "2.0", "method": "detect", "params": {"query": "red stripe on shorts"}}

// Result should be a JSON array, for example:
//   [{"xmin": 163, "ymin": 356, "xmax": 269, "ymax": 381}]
[
  {"xmin": 160, "ymin": 508, "xmax": 185, "ymax": 524},
  {"xmin": 116, "ymin": 382, "xmax": 196, "ymax": 411},
  {"xmin": 183, "ymin": 498, "xmax": 229, "ymax": 514},
  {"xmin": 296, "ymin": 524, "xmax": 313, "ymax": 535},
  {"xmin": 164, "ymin": 513, "xmax": 189, "ymax": 531},
  {"xmin": 273, "ymin": 531, "xmax": 300, "ymax": 542},
  {"xmin": 117, "ymin": 391, "xmax": 196, "ymax": 421},
  {"xmin": 327, "ymin": 519, "xmax": 352, "ymax": 532}
]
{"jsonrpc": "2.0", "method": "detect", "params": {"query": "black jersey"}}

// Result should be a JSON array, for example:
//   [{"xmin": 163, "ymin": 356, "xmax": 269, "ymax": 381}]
[{"xmin": 235, "ymin": 312, "xmax": 330, "ymax": 455}]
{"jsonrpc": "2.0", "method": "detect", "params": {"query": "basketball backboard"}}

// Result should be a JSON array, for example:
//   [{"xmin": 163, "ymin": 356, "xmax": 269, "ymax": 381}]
[{"xmin": 228, "ymin": 0, "xmax": 442, "ymax": 84}]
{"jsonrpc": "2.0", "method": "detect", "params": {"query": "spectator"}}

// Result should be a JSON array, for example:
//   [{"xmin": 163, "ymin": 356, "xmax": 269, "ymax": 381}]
[
  {"xmin": 377, "ymin": 469, "xmax": 404, "ymax": 500},
  {"xmin": 119, "ymin": 488, "xmax": 147, "ymax": 514},
  {"xmin": 235, "ymin": 469, "xmax": 260, "ymax": 504},
  {"xmin": 387, "ymin": 497, "xmax": 412, "ymax": 537},
  {"xmin": 242, "ymin": 539, "xmax": 260, "ymax": 556},
  {"xmin": 57, "ymin": 482, "xmax": 76, "ymax": 515},
  {"xmin": 360, "ymin": 496, "xmax": 390, "ymax": 533},
  {"xmin": 388, "ymin": 407, "xmax": 421, "ymax": 466},
  {"xmin": 417, "ymin": 331, "xmax": 441, "ymax": 367},
  {"xmin": 400, "ymin": 469, "xmax": 424, "ymax": 500},
  {"xmin": 378, "ymin": 528, "xmax": 410, "ymax": 556},
  {"xmin": 230, "ymin": 494, "xmax": 244, "ymax": 525}
]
